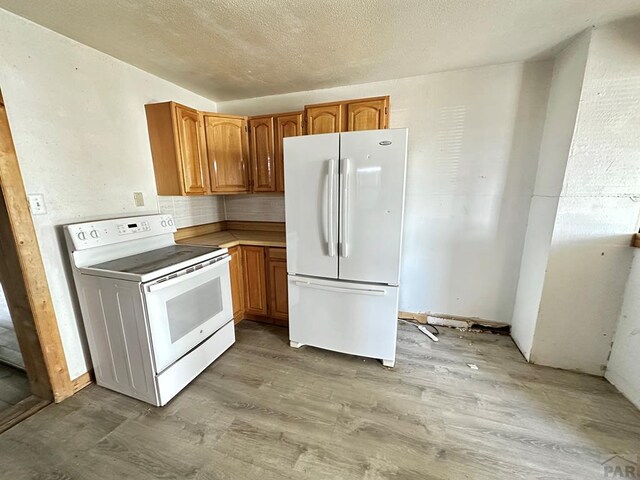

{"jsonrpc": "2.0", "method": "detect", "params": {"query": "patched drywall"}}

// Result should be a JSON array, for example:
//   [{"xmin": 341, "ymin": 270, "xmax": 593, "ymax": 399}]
[
  {"xmin": 607, "ymin": 250, "xmax": 640, "ymax": 409},
  {"xmin": 219, "ymin": 62, "xmax": 552, "ymax": 324},
  {"xmin": 1, "ymin": 1, "xmax": 639, "ymax": 100},
  {"xmin": 529, "ymin": 18, "xmax": 640, "ymax": 376},
  {"xmin": 0, "ymin": 10, "xmax": 217, "ymax": 378},
  {"xmin": 511, "ymin": 32, "xmax": 591, "ymax": 359}
]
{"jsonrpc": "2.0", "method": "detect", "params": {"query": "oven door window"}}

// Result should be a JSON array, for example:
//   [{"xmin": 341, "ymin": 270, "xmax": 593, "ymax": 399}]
[
  {"xmin": 167, "ymin": 278, "xmax": 223, "ymax": 343},
  {"xmin": 143, "ymin": 257, "xmax": 233, "ymax": 373}
]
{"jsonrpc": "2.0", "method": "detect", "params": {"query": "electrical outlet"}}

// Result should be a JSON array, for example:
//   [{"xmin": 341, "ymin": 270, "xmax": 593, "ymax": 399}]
[
  {"xmin": 133, "ymin": 192, "xmax": 144, "ymax": 207},
  {"xmin": 28, "ymin": 194, "xmax": 47, "ymax": 215}
]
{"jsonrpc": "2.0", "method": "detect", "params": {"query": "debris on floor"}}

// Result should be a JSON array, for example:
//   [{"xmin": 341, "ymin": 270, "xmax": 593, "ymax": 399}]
[
  {"xmin": 466, "ymin": 363, "xmax": 479, "ymax": 370},
  {"xmin": 417, "ymin": 324, "xmax": 439, "ymax": 342}
]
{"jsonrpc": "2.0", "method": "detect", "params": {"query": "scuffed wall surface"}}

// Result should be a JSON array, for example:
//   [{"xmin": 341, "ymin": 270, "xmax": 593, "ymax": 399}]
[
  {"xmin": 531, "ymin": 19, "xmax": 640, "ymax": 375},
  {"xmin": 0, "ymin": 10, "xmax": 217, "ymax": 377},
  {"xmin": 219, "ymin": 62, "xmax": 552, "ymax": 324},
  {"xmin": 511, "ymin": 33, "xmax": 591, "ymax": 359},
  {"xmin": 607, "ymin": 251, "xmax": 640, "ymax": 409}
]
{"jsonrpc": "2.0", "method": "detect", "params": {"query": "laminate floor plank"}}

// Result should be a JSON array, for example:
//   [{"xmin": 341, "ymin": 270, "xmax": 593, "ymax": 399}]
[{"xmin": 1, "ymin": 320, "xmax": 639, "ymax": 480}]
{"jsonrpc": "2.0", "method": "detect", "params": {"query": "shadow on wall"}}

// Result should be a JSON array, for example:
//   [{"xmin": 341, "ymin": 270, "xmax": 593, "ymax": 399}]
[{"xmin": 409, "ymin": 61, "xmax": 552, "ymax": 324}]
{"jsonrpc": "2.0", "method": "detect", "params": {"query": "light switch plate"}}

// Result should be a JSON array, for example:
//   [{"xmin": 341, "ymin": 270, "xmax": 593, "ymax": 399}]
[
  {"xmin": 28, "ymin": 193, "xmax": 47, "ymax": 215},
  {"xmin": 133, "ymin": 192, "xmax": 144, "ymax": 207}
]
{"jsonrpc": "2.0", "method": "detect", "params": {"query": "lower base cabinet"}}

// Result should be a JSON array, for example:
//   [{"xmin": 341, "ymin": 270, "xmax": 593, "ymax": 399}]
[{"xmin": 229, "ymin": 245, "xmax": 288, "ymax": 326}]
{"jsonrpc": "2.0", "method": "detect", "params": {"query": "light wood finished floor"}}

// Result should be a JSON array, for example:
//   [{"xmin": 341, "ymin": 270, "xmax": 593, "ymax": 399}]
[
  {"xmin": 0, "ymin": 363, "xmax": 30, "ymax": 413},
  {"xmin": 0, "ymin": 321, "xmax": 639, "ymax": 479}
]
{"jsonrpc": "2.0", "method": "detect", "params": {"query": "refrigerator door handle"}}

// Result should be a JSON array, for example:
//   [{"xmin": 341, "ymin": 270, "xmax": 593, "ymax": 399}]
[
  {"xmin": 327, "ymin": 159, "xmax": 336, "ymax": 257},
  {"xmin": 294, "ymin": 280, "xmax": 387, "ymax": 296},
  {"xmin": 340, "ymin": 158, "xmax": 350, "ymax": 257}
]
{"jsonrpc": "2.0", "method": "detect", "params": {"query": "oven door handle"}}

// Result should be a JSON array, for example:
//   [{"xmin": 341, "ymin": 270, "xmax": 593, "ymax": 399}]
[{"xmin": 145, "ymin": 256, "xmax": 230, "ymax": 293}]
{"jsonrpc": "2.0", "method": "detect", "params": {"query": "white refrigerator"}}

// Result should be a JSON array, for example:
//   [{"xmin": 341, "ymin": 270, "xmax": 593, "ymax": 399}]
[{"xmin": 284, "ymin": 128, "xmax": 408, "ymax": 367}]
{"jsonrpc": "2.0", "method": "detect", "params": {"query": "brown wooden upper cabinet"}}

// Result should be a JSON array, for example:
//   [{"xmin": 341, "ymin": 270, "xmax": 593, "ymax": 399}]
[
  {"xmin": 305, "ymin": 102, "xmax": 344, "ymax": 135},
  {"xmin": 145, "ymin": 102, "xmax": 209, "ymax": 195},
  {"xmin": 304, "ymin": 96, "xmax": 389, "ymax": 135},
  {"xmin": 203, "ymin": 113, "xmax": 250, "ymax": 194},
  {"xmin": 249, "ymin": 116, "xmax": 276, "ymax": 192},
  {"xmin": 146, "ymin": 96, "xmax": 387, "ymax": 196},
  {"xmin": 248, "ymin": 111, "xmax": 303, "ymax": 193},
  {"xmin": 275, "ymin": 112, "xmax": 303, "ymax": 192},
  {"xmin": 347, "ymin": 97, "xmax": 389, "ymax": 131}
]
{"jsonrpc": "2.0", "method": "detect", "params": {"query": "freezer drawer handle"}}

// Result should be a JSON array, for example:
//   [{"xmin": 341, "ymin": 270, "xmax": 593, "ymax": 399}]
[
  {"xmin": 146, "ymin": 256, "xmax": 230, "ymax": 293},
  {"xmin": 294, "ymin": 280, "xmax": 386, "ymax": 296}
]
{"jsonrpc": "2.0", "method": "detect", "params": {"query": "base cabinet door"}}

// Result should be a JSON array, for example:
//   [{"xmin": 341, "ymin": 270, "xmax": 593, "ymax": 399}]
[
  {"xmin": 242, "ymin": 246, "xmax": 268, "ymax": 317},
  {"xmin": 228, "ymin": 246, "xmax": 244, "ymax": 322},
  {"xmin": 268, "ymin": 248, "xmax": 288, "ymax": 326}
]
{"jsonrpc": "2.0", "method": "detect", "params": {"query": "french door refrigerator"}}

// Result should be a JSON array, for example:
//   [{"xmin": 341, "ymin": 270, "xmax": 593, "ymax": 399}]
[{"xmin": 284, "ymin": 128, "xmax": 408, "ymax": 367}]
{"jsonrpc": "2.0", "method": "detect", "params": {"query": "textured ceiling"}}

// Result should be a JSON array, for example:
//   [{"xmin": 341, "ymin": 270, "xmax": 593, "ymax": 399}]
[{"xmin": 1, "ymin": 0, "xmax": 640, "ymax": 101}]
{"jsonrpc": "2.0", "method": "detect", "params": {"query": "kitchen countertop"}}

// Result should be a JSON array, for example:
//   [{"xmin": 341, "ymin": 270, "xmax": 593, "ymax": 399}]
[{"xmin": 177, "ymin": 229, "xmax": 286, "ymax": 249}]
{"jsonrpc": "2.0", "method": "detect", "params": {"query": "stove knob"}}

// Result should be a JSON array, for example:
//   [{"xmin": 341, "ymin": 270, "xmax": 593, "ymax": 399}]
[
  {"xmin": 160, "ymin": 220, "xmax": 167, "ymax": 227},
  {"xmin": 77, "ymin": 231, "xmax": 86, "ymax": 241},
  {"xmin": 90, "ymin": 230, "xmax": 99, "ymax": 239},
  {"xmin": 167, "ymin": 218, "xmax": 174, "ymax": 227}
]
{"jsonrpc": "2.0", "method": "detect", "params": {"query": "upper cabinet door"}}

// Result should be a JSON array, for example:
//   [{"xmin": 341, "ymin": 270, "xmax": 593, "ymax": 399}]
[
  {"xmin": 249, "ymin": 117, "xmax": 276, "ymax": 192},
  {"xmin": 346, "ymin": 97, "xmax": 389, "ymax": 131},
  {"xmin": 203, "ymin": 114, "xmax": 250, "ymax": 193},
  {"xmin": 305, "ymin": 103, "xmax": 343, "ymax": 135},
  {"xmin": 175, "ymin": 106, "xmax": 208, "ymax": 195},
  {"xmin": 275, "ymin": 112, "xmax": 303, "ymax": 192}
]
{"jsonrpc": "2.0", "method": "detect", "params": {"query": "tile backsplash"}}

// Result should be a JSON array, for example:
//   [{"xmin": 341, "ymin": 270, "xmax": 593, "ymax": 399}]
[
  {"xmin": 157, "ymin": 196, "xmax": 226, "ymax": 228},
  {"xmin": 158, "ymin": 194, "xmax": 285, "ymax": 228},
  {"xmin": 224, "ymin": 194, "xmax": 285, "ymax": 222}
]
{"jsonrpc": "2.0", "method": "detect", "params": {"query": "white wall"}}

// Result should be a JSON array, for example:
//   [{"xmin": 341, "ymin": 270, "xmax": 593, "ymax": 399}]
[
  {"xmin": 511, "ymin": 33, "xmax": 591, "ymax": 359},
  {"xmin": 0, "ymin": 9, "xmax": 217, "ymax": 378},
  {"xmin": 607, "ymin": 251, "xmax": 640, "ymax": 409},
  {"xmin": 218, "ymin": 62, "xmax": 552, "ymax": 324},
  {"xmin": 530, "ymin": 18, "xmax": 640, "ymax": 376}
]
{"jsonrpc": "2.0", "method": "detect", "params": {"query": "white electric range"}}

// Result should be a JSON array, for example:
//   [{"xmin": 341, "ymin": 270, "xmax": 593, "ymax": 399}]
[{"xmin": 65, "ymin": 214, "xmax": 235, "ymax": 406}]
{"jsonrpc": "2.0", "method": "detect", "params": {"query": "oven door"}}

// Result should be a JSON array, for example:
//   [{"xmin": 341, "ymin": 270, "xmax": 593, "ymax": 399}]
[{"xmin": 143, "ymin": 255, "xmax": 233, "ymax": 373}]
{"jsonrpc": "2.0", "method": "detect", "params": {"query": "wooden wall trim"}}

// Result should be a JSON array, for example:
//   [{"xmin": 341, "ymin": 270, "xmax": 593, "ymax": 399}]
[
  {"xmin": 0, "ymin": 90, "xmax": 73, "ymax": 402},
  {"xmin": 0, "ymin": 395, "xmax": 50, "ymax": 435},
  {"xmin": 71, "ymin": 370, "xmax": 94, "ymax": 393}
]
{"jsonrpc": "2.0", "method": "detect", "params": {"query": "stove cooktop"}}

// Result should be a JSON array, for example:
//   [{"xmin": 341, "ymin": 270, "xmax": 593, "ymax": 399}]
[{"xmin": 89, "ymin": 244, "xmax": 223, "ymax": 276}]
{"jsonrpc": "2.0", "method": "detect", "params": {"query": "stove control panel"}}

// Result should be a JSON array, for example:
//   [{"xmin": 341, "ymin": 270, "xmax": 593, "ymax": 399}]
[{"xmin": 66, "ymin": 214, "xmax": 176, "ymax": 250}]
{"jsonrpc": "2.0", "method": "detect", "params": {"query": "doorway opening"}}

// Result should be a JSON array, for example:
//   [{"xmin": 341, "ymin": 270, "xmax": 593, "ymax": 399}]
[{"xmin": 0, "ymin": 88, "xmax": 74, "ymax": 433}]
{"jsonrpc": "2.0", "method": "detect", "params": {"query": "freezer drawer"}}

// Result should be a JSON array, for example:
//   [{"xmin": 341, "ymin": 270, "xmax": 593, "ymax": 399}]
[{"xmin": 288, "ymin": 275, "xmax": 399, "ymax": 365}]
